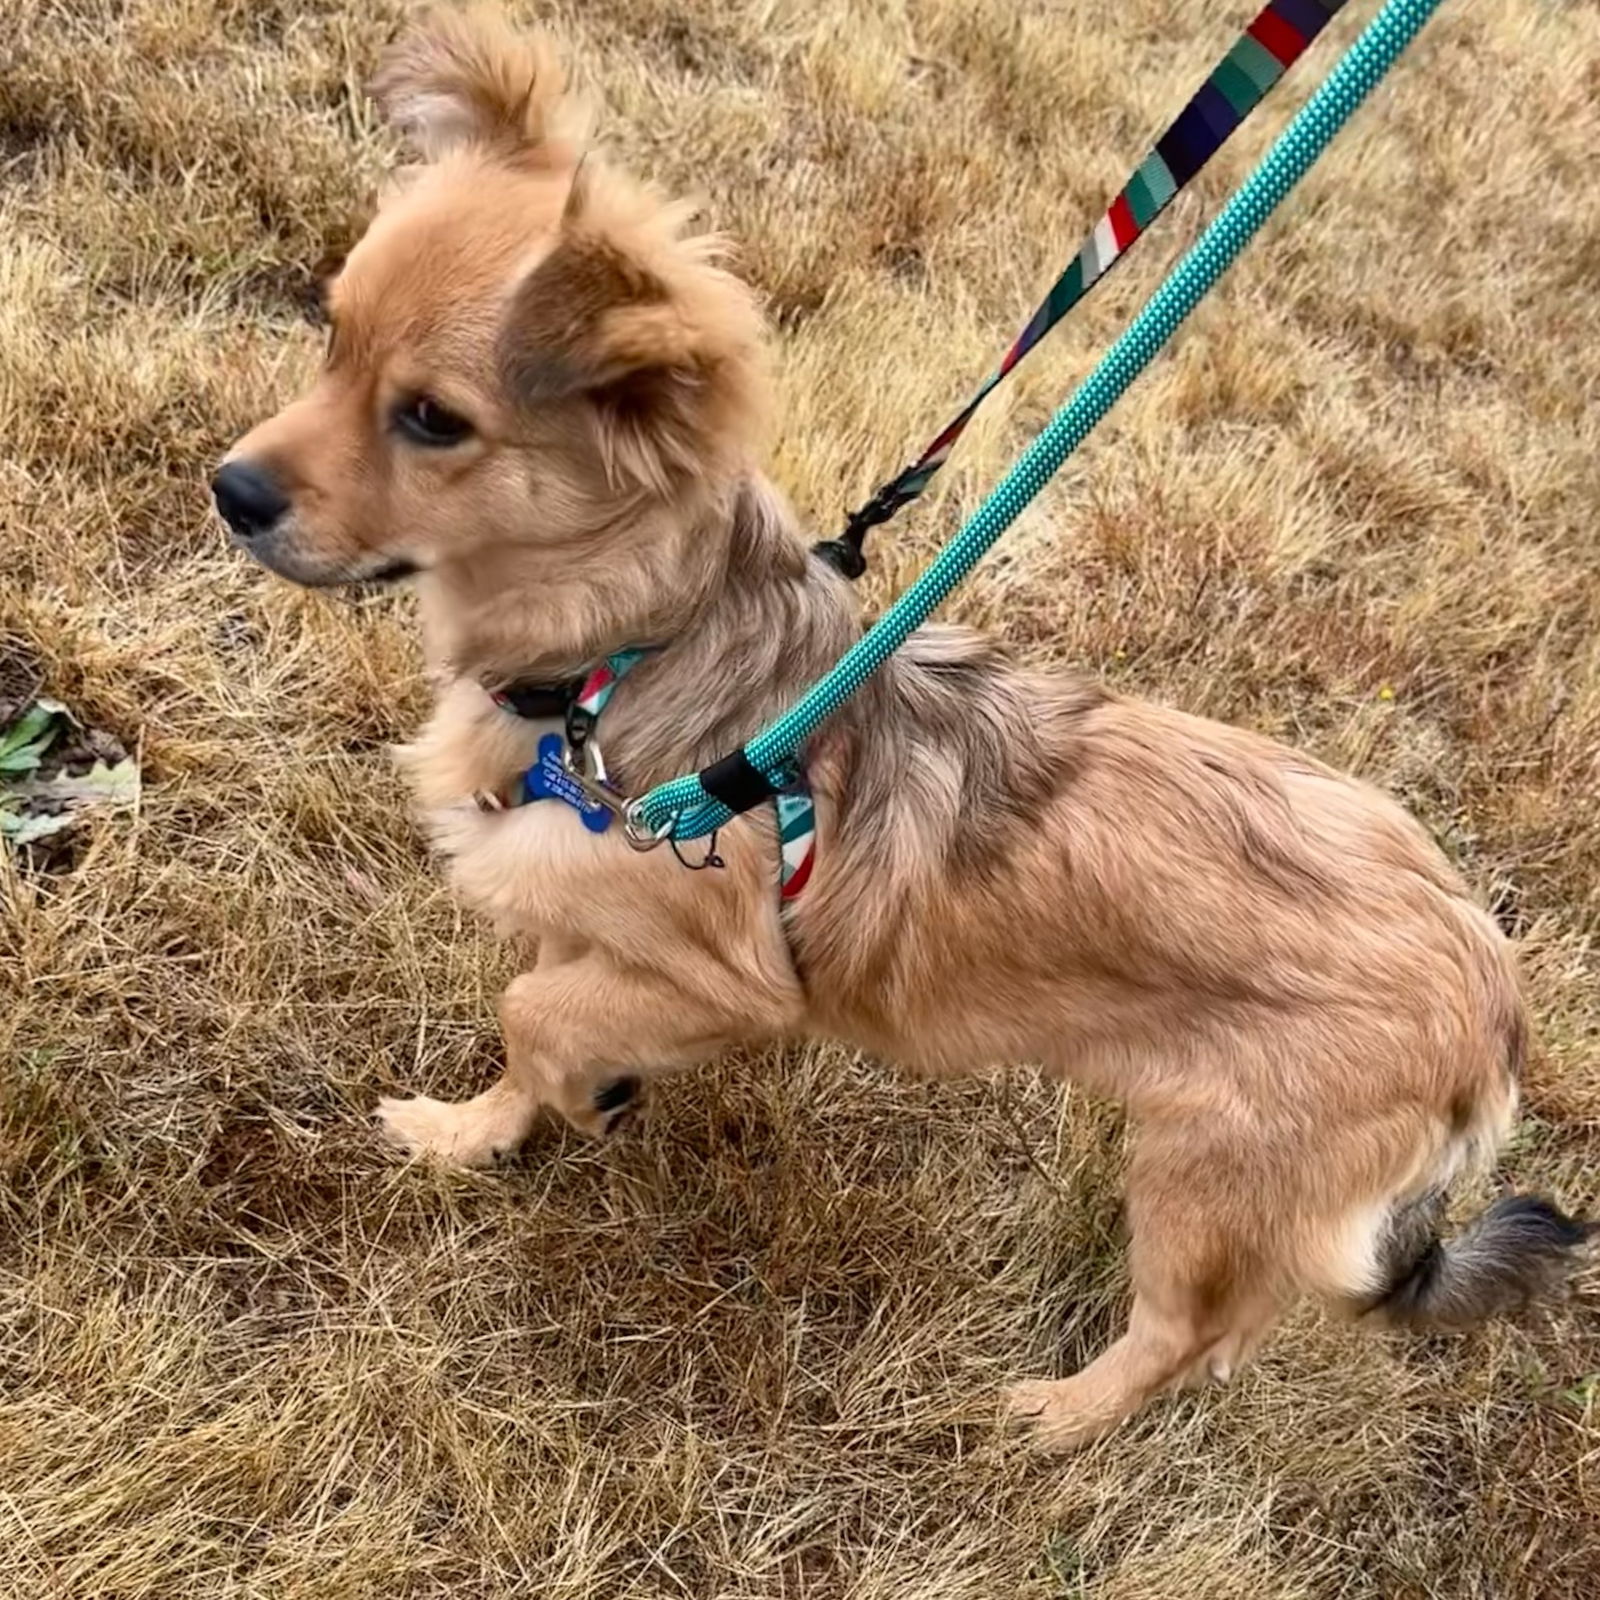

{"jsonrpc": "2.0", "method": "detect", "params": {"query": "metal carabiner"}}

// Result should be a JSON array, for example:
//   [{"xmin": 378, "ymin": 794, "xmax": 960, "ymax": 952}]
[
  {"xmin": 560, "ymin": 737, "xmax": 628, "ymax": 817},
  {"xmin": 560, "ymin": 736, "xmax": 677, "ymax": 851},
  {"xmin": 558, "ymin": 738, "xmax": 669, "ymax": 852}
]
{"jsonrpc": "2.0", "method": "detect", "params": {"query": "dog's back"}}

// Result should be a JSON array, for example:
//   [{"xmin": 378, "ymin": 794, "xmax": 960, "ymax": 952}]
[{"xmin": 795, "ymin": 625, "xmax": 1586, "ymax": 1448}]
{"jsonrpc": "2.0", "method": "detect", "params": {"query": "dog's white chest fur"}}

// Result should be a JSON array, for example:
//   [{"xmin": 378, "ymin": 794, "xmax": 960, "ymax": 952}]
[
  {"xmin": 400, "ymin": 683, "xmax": 620, "ymax": 937},
  {"xmin": 427, "ymin": 795, "xmax": 615, "ymax": 937}
]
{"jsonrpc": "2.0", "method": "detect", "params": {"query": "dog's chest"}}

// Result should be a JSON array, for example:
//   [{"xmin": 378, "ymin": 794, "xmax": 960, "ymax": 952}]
[
  {"xmin": 428, "ymin": 788, "xmax": 618, "ymax": 937},
  {"xmin": 407, "ymin": 703, "xmax": 619, "ymax": 935}
]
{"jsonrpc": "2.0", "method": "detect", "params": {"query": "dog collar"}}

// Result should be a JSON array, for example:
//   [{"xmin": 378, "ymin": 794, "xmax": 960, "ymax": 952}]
[
  {"xmin": 478, "ymin": 650, "xmax": 645, "ymax": 822},
  {"xmin": 490, "ymin": 680, "xmax": 584, "ymax": 719},
  {"xmin": 490, "ymin": 649, "xmax": 647, "ymax": 734}
]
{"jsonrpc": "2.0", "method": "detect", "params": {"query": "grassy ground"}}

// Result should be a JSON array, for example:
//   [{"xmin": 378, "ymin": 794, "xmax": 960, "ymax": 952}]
[{"xmin": 3, "ymin": 1, "xmax": 1598, "ymax": 1594}]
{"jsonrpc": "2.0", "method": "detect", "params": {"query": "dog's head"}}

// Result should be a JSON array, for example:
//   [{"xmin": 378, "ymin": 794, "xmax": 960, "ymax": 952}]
[{"xmin": 214, "ymin": 7, "xmax": 766, "ymax": 609}]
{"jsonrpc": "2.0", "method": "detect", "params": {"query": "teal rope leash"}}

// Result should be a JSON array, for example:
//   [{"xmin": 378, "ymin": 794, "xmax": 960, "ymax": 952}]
[{"xmin": 632, "ymin": 0, "xmax": 1444, "ymax": 846}]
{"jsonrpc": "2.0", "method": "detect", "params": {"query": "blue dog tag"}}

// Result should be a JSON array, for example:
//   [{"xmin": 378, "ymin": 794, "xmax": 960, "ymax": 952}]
[{"xmin": 520, "ymin": 733, "xmax": 614, "ymax": 833}]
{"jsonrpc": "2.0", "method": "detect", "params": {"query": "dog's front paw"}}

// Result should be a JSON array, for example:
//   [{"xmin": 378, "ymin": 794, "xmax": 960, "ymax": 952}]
[
  {"xmin": 1004, "ymin": 1378, "xmax": 1110, "ymax": 1455},
  {"xmin": 375, "ymin": 1093, "xmax": 526, "ymax": 1169}
]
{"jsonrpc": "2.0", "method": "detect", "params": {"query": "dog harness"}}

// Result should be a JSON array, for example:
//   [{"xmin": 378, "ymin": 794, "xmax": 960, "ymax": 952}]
[{"xmin": 486, "ymin": 652, "xmax": 816, "ymax": 901}]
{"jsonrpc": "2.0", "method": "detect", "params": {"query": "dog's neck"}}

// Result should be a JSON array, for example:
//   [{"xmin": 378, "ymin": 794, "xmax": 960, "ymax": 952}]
[
  {"xmin": 416, "ymin": 487, "xmax": 719, "ymax": 688},
  {"xmin": 419, "ymin": 474, "xmax": 863, "ymax": 788}
]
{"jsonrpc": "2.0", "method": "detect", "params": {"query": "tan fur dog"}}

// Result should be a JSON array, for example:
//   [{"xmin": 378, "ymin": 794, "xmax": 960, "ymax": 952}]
[{"xmin": 215, "ymin": 8, "xmax": 1590, "ymax": 1451}]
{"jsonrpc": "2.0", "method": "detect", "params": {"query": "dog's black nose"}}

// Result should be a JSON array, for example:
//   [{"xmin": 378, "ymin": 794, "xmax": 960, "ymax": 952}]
[{"xmin": 212, "ymin": 460, "xmax": 289, "ymax": 539}]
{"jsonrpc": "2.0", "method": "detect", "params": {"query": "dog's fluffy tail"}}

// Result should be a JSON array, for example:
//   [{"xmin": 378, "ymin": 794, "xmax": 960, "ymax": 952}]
[{"xmin": 1370, "ymin": 1190, "xmax": 1593, "ymax": 1331}]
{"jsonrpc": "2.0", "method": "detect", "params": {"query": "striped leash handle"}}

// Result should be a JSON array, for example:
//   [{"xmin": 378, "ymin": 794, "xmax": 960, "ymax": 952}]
[{"xmin": 817, "ymin": 0, "xmax": 1351, "ymax": 578}]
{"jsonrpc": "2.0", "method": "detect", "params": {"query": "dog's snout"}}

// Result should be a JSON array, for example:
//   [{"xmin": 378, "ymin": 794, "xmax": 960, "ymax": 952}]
[{"xmin": 212, "ymin": 460, "xmax": 290, "ymax": 540}]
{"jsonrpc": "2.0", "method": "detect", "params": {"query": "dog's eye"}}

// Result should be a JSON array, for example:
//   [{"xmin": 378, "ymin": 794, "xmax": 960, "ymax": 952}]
[{"xmin": 394, "ymin": 396, "xmax": 473, "ymax": 447}]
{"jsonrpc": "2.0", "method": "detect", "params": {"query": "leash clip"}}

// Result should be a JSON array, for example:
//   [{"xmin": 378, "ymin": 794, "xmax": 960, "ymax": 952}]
[
  {"xmin": 622, "ymin": 798, "xmax": 675, "ymax": 853},
  {"xmin": 561, "ymin": 738, "xmax": 674, "ymax": 852}
]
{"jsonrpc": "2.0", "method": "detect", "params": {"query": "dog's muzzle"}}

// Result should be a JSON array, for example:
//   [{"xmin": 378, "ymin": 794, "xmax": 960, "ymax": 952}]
[{"xmin": 212, "ymin": 458, "xmax": 418, "ymax": 588}]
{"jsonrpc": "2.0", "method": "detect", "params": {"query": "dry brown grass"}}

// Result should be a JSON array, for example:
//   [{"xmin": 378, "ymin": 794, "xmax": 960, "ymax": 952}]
[{"xmin": 3, "ymin": 0, "xmax": 1599, "ymax": 1593}]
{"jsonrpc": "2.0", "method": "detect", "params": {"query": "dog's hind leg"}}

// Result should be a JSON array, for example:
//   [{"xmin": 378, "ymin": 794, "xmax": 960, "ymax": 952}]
[
  {"xmin": 1008, "ymin": 1124, "xmax": 1287, "ymax": 1452},
  {"xmin": 376, "ymin": 953, "xmax": 774, "ymax": 1168}
]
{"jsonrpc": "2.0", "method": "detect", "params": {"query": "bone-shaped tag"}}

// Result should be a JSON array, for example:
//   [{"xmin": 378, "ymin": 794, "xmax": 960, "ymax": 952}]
[{"xmin": 520, "ymin": 733, "xmax": 613, "ymax": 833}]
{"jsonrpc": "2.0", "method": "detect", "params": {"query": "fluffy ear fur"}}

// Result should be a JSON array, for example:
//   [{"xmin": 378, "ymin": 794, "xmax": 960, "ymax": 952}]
[
  {"xmin": 498, "ymin": 218, "xmax": 768, "ymax": 494},
  {"xmin": 371, "ymin": 6, "xmax": 585, "ymax": 166},
  {"xmin": 498, "ymin": 234, "xmax": 685, "ymax": 399}
]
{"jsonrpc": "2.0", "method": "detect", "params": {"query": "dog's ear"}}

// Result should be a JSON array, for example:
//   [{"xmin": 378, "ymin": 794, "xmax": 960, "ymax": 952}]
[
  {"xmin": 371, "ymin": 6, "xmax": 583, "ymax": 167},
  {"xmin": 499, "ymin": 234, "xmax": 694, "ymax": 399},
  {"xmin": 498, "ymin": 226, "xmax": 766, "ymax": 493}
]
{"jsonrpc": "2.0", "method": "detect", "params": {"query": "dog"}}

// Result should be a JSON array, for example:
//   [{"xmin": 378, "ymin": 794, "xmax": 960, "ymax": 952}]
[{"xmin": 214, "ymin": 7, "xmax": 1590, "ymax": 1451}]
